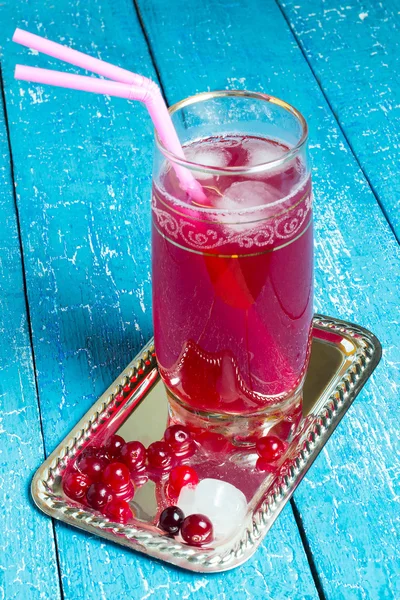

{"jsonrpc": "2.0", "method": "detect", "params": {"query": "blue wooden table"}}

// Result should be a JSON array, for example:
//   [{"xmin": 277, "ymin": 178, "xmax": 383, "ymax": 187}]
[{"xmin": 1, "ymin": 1, "xmax": 399, "ymax": 598}]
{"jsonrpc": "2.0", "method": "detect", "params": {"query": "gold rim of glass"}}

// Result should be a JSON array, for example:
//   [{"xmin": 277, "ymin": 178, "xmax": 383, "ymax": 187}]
[{"xmin": 155, "ymin": 90, "xmax": 309, "ymax": 176}]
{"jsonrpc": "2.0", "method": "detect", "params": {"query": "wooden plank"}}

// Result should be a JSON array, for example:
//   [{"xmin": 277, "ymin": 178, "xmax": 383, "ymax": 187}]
[
  {"xmin": 277, "ymin": 0, "xmax": 400, "ymax": 239},
  {"xmin": 0, "ymin": 1, "xmax": 319, "ymax": 598},
  {"xmin": 0, "ymin": 82, "xmax": 61, "ymax": 599},
  {"xmin": 136, "ymin": 0, "xmax": 400, "ymax": 597}
]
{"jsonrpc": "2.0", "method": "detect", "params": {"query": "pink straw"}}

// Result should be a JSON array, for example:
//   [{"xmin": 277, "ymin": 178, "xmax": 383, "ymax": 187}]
[
  {"xmin": 15, "ymin": 65, "xmax": 159, "ymax": 102},
  {"xmin": 13, "ymin": 29, "xmax": 147, "ymax": 86},
  {"xmin": 13, "ymin": 28, "xmax": 206, "ymax": 202}
]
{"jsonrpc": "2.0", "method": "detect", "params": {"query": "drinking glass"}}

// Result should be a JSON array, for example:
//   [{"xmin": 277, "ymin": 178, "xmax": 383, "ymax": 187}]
[{"xmin": 151, "ymin": 91, "xmax": 313, "ymax": 444}]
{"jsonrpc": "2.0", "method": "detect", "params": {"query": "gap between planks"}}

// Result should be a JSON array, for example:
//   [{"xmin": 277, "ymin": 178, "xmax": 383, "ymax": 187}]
[
  {"xmin": 291, "ymin": 498, "xmax": 327, "ymax": 600},
  {"xmin": 274, "ymin": 0, "xmax": 400, "ymax": 246},
  {"xmin": 0, "ymin": 64, "xmax": 66, "ymax": 600},
  {"xmin": 133, "ymin": 0, "xmax": 169, "ymax": 101}
]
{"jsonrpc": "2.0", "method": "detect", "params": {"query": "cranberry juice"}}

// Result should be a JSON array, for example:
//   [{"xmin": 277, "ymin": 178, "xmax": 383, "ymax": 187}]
[{"xmin": 152, "ymin": 135, "xmax": 313, "ymax": 415}]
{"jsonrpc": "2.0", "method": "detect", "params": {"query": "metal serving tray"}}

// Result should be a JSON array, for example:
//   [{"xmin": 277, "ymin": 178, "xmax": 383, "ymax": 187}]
[{"xmin": 31, "ymin": 314, "xmax": 381, "ymax": 572}]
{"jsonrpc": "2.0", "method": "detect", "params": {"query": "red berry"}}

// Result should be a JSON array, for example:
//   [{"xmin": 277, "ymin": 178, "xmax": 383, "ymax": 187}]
[
  {"xmin": 112, "ymin": 483, "xmax": 135, "ymax": 502},
  {"xmin": 164, "ymin": 425, "xmax": 191, "ymax": 451},
  {"xmin": 169, "ymin": 465, "xmax": 199, "ymax": 495},
  {"xmin": 181, "ymin": 514, "xmax": 213, "ymax": 546},
  {"xmin": 104, "ymin": 434, "xmax": 125, "ymax": 459},
  {"xmin": 102, "ymin": 462, "xmax": 131, "ymax": 492},
  {"xmin": 104, "ymin": 500, "xmax": 133, "ymax": 524},
  {"xmin": 77, "ymin": 455, "xmax": 107, "ymax": 482},
  {"xmin": 256, "ymin": 435, "xmax": 286, "ymax": 462},
  {"xmin": 147, "ymin": 441, "xmax": 173, "ymax": 470},
  {"xmin": 120, "ymin": 441, "xmax": 146, "ymax": 472},
  {"xmin": 159, "ymin": 506, "xmax": 184, "ymax": 535},
  {"xmin": 86, "ymin": 482, "xmax": 113, "ymax": 510},
  {"xmin": 63, "ymin": 472, "xmax": 91, "ymax": 501},
  {"xmin": 80, "ymin": 446, "xmax": 111, "ymax": 463}
]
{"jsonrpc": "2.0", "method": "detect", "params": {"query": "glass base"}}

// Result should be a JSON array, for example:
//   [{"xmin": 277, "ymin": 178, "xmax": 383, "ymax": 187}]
[{"xmin": 166, "ymin": 385, "xmax": 303, "ymax": 447}]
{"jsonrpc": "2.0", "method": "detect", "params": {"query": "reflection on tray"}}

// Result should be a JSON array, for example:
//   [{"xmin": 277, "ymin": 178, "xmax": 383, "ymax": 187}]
[
  {"xmin": 31, "ymin": 316, "xmax": 381, "ymax": 572},
  {"xmin": 109, "ymin": 325, "xmax": 357, "ymax": 541}
]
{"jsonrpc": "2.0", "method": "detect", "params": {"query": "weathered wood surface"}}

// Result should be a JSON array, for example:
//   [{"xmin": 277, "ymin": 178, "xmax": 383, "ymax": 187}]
[
  {"xmin": 137, "ymin": 0, "xmax": 400, "ymax": 598},
  {"xmin": 278, "ymin": 0, "xmax": 400, "ymax": 239},
  {"xmin": 0, "ymin": 82, "xmax": 61, "ymax": 598},
  {"xmin": 1, "ymin": 0, "xmax": 399, "ymax": 597},
  {"xmin": 0, "ymin": 0, "xmax": 321, "ymax": 598}
]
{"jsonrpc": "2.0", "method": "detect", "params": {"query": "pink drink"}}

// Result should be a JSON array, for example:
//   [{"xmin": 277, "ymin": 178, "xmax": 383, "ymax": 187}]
[{"xmin": 152, "ymin": 135, "xmax": 313, "ymax": 417}]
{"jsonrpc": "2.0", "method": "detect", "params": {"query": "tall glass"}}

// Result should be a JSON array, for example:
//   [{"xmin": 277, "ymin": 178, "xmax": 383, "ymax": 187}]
[{"xmin": 151, "ymin": 91, "xmax": 313, "ymax": 444}]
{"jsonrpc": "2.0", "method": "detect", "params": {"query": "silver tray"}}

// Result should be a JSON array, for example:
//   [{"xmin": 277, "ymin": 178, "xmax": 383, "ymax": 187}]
[{"xmin": 31, "ymin": 314, "xmax": 381, "ymax": 573}]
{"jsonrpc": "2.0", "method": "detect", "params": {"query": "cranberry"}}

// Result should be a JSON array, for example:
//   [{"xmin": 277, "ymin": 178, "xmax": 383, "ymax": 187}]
[
  {"xmin": 96, "ymin": 448, "xmax": 112, "ymax": 462},
  {"xmin": 80, "ymin": 446, "xmax": 110, "ymax": 463},
  {"xmin": 104, "ymin": 434, "xmax": 125, "ymax": 459},
  {"xmin": 168, "ymin": 465, "xmax": 199, "ymax": 495},
  {"xmin": 102, "ymin": 462, "xmax": 131, "ymax": 491},
  {"xmin": 113, "ymin": 484, "xmax": 135, "ymax": 502},
  {"xmin": 181, "ymin": 514, "xmax": 213, "ymax": 546},
  {"xmin": 159, "ymin": 506, "xmax": 185, "ymax": 535},
  {"xmin": 77, "ymin": 455, "xmax": 107, "ymax": 482},
  {"xmin": 164, "ymin": 425, "xmax": 191, "ymax": 452},
  {"xmin": 86, "ymin": 482, "xmax": 113, "ymax": 510},
  {"xmin": 120, "ymin": 441, "xmax": 146, "ymax": 472},
  {"xmin": 256, "ymin": 435, "xmax": 286, "ymax": 462},
  {"xmin": 79, "ymin": 446, "xmax": 97, "ymax": 459},
  {"xmin": 104, "ymin": 500, "xmax": 133, "ymax": 524},
  {"xmin": 164, "ymin": 425, "xmax": 196, "ymax": 459},
  {"xmin": 63, "ymin": 472, "xmax": 91, "ymax": 501},
  {"xmin": 147, "ymin": 441, "xmax": 173, "ymax": 470}
]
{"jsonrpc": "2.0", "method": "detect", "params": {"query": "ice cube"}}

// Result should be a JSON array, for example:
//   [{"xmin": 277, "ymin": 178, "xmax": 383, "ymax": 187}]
[
  {"xmin": 178, "ymin": 478, "xmax": 248, "ymax": 540},
  {"xmin": 218, "ymin": 180, "xmax": 282, "ymax": 211},
  {"xmin": 184, "ymin": 145, "xmax": 231, "ymax": 180},
  {"xmin": 243, "ymin": 138, "xmax": 286, "ymax": 169},
  {"xmin": 178, "ymin": 485, "xmax": 197, "ymax": 514}
]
